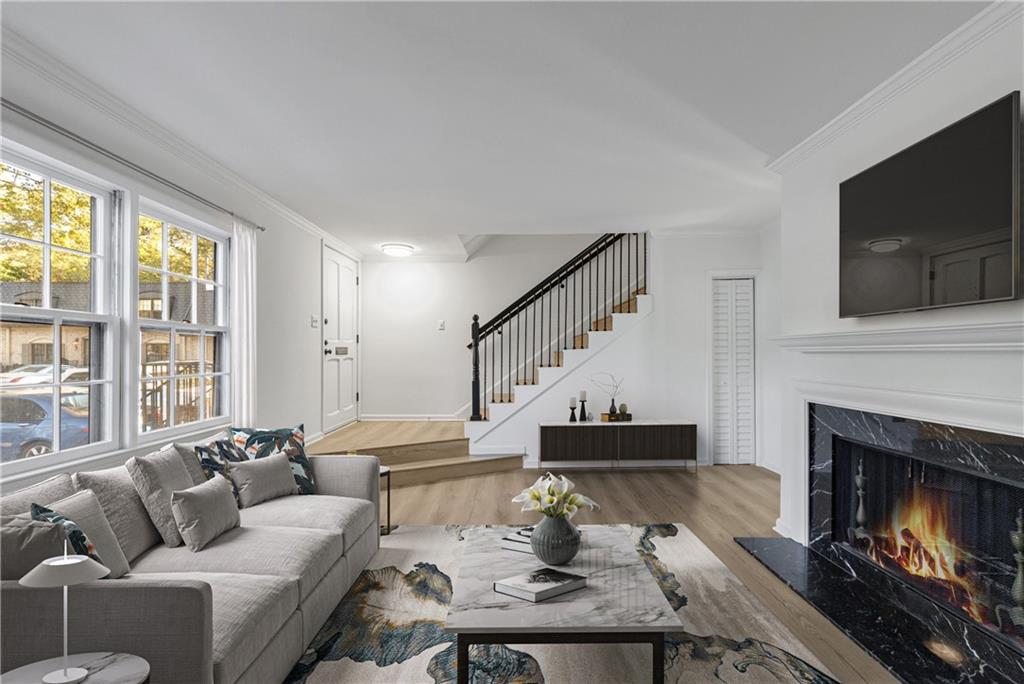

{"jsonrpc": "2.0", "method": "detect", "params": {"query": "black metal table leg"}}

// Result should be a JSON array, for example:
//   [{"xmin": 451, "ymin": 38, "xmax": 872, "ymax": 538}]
[
  {"xmin": 380, "ymin": 466, "xmax": 392, "ymax": 535},
  {"xmin": 651, "ymin": 632, "xmax": 665, "ymax": 684},
  {"xmin": 457, "ymin": 634, "xmax": 469, "ymax": 684}
]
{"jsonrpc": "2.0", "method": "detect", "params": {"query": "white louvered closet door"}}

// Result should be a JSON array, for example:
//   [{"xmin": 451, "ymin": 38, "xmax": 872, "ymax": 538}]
[{"xmin": 711, "ymin": 278, "xmax": 755, "ymax": 464}]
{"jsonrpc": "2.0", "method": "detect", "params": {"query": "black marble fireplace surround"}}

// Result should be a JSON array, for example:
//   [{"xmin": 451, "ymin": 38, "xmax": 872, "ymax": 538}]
[{"xmin": 737, "ymin": 404, "xmax": 1024, "ymax": 683}]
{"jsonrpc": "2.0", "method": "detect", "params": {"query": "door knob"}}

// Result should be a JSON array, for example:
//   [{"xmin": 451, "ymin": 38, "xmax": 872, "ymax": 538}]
[{"xmin": 324, "ymin": 349, "xmax": 333, "ymax": 356}]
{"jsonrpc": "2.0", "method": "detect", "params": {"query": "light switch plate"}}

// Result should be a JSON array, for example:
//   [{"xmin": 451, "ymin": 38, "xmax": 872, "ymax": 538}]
[
  {"xmin": 437, "ymin": 319, "xmax": 446, "ymax": 332},
  {"xmin": 310, "ymin": 315, "xmax": 320, "ymax": 329}
]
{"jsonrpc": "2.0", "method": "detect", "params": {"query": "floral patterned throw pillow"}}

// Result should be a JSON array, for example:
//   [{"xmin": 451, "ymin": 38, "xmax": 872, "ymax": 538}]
[
  {"xmin": 229, "ymin": 424, "xmax": 316, "ymax": 495},
  {"xmin": 29, "ymin": 503, "xmax": 104, "ymax": 565},
  {"xmin": 194, "ymin": 440, "xmax": 250, "ymax": 481}
]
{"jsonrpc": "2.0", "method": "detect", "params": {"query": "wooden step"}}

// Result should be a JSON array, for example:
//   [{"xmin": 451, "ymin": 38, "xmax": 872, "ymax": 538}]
[
  {"xmin": 386, "ymin": 454, "xmax": 522, "ymax": 488},
  {"xmin": 515, "ymin": 376, "xmax": 538, "ymax": 386},
  {"xmin": 491, "ymin": 393, "xmax": 515, "ymax": 403},
  {"xmin": 348, "ymin": 438, "xmax": 470, "ymax": 467},
  {"xmin": 612, "ymin": 297, "xmax": 638, "ymax": 314},
  {"xmin": 570, "ymin": 332, "xmax": 589, "ymax": 349},
  {"xmin": 591, "ymin": 315, "xmax": 613, "ymax": 332},
  {"xmin": 634, "ymin": 287, "xmax": 646, "ymax": 296}
]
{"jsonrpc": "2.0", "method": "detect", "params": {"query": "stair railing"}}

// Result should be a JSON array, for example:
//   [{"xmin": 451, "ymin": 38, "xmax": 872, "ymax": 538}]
[{"xmin": 468, "ymin": 232, "xmax": 648, "ymax": 421}]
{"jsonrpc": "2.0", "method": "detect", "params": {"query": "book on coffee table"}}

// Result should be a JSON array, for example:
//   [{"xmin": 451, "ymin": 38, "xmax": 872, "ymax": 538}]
[
  {"xmin": 500, "ymin": 527, "xmax": 534, "ymax": 553},
  {"xmin": 493, "ymin": 567, "xmax": 587, "ymax": 603}
]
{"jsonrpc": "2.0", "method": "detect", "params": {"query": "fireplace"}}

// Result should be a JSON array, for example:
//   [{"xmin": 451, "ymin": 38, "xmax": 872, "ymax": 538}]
[
  {"xmin": 738, "ymin": 403, "xmax": 1024, "ymax": 683},
  {"xmin": 832, "ymin": 438, "xmax": 1024, "ymax": 650}
]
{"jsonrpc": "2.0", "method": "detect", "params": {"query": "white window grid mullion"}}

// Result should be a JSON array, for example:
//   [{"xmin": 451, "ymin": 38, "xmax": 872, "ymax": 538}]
[
  {"xmin": 161, "ymin": 220, "xmax": 169, "ymax": 322},
  {"xmin": 51, "ymin": 315, "xmax": 61, "ymax": 452},
  {"xmin": 42, "ymin": 177, "xmax": 52, "ymax": 309}
]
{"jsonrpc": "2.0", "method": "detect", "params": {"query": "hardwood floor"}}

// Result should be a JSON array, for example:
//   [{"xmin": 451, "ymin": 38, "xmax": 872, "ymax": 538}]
[
  {"xmin": 383, "ymin": 465, "xmax": 895, "ymax": 683},
  {"xmin": 311, "ymin": 420, "xmax": 464, "ymax": 453}
]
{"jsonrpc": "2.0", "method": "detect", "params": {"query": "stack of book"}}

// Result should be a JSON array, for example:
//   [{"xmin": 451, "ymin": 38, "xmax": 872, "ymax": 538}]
[
  {"xmin": 500, "ymin": 527, "xmax": 534, "ymax": 554},
  {"xmin": 493, "ymin": 567, "xmax": 587, "ymax": 602}
]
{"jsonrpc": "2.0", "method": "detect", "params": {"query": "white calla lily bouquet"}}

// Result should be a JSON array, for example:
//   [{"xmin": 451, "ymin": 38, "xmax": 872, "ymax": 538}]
[{"xmin": 512, "ymin": 472, "xmax": 599, "ymax": 519}]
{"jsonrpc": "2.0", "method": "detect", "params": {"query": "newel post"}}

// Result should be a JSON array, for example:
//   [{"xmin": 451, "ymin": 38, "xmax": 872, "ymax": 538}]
[{"xmin": 470, "ymin": 314, "xmax": 482, "ymax": 421}]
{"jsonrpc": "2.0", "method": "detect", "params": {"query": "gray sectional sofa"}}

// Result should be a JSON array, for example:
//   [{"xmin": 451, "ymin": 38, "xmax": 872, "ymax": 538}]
[{"xmin": 0, "ymin": 453, "xmax": 380, "ymax": 684}]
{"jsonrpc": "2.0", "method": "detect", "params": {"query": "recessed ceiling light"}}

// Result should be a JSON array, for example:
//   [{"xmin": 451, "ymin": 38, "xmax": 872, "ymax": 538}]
[
  {"xmin": 379, "ymin": 243, "xmax": 415, "ymax": 258},
  {"xmin": 867, "ymin": 238, "xmax": 903, "ymax": 253}
]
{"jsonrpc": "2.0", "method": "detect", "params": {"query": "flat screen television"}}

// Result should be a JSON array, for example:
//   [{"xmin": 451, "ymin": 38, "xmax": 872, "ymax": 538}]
[{"xmin": 839, "ymin": 91, "xmax": 1021, "ymax": 317}]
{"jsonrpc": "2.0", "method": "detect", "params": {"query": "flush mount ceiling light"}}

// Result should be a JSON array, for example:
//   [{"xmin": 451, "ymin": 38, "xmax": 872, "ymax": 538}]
[
  {"xmin": 379, "ymin": 243, "xmax": 415, "ymax": 258},
  {"xmin": 867, "ymin": 238, "xmax": 903, "ymax": 253}
]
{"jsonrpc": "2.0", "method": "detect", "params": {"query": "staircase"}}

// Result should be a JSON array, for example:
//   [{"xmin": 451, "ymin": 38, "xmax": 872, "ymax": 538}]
[{"xmin": 465, "ymin": 233, "xmax": 651, "ymax": 461}]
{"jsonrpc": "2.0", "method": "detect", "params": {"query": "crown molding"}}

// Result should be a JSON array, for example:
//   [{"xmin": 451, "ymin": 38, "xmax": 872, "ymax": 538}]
[
  {"xmin": 768, "ymin": 1, "xmax": 1024, "ymax": 174},
  {"xmin": 1, "ymin": 27, "xmax": 360, "ymax": 256},
  {"xmin": 774, "ymin": 320, "xmax": 1024, "ymax": 353}
]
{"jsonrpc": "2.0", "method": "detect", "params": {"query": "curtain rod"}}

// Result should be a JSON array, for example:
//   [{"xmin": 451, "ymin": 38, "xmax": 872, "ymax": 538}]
[{"xmin": 1, "ymin": 97, "xmax": 267, "ymax": 232}]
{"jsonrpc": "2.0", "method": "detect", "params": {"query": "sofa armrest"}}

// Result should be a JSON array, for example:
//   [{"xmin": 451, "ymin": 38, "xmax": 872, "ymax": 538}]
[
  {"xmin": 309, "ymin": 454, "xmax": 380, "ymax": 504},
  {"xmin": 1, "ymin": 578, "xmax": 213, "ymax": 684}
]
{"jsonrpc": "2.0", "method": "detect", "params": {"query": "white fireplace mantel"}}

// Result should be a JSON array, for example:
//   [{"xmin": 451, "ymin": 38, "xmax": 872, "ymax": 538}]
[{"xmin": 773, "ymin": 321, "xmax": 1024, "ymax": 353}]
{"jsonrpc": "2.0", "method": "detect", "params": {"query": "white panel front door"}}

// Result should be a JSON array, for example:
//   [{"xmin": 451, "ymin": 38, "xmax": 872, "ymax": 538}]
[
  {"xmin": 711, "ymin": 278, "xmax": 755, "ymax": 465},
  {"xmin": 322, "ymin": 245, "xmax": 358, "ymax": 433}
]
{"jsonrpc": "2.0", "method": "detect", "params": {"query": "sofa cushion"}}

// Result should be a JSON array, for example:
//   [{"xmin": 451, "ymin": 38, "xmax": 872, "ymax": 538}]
[
  {"xmin": 0, "ymin": 516, "xmax": 65, "ymax": 580},
  {"xmin": 127, "ymin": 444, "xmax": 194, "ymax": 547},
  {"xmin": 73, "ymin": 466, "xmax": 160, "ymax": 563},
  {"xmin": 238, "ymin": 495, "xmax": 375, "ymax": 550},
  {"xmin": 129, "ymin": 525, "xmax": 342, "ymax": 601},
  {"xmin": 230, "ymin": 424, "xmax": 316, "ymax": 494},
  {"xmin": 0, "ymin": 473, "xmax": 75, "ymax": 516},
  {"xmin": 173, "ymin": 430, "xmax": 232, "ymax": 486},
  {"xmin": 42, "ymin": 489, "xmax": 130, "ymax": 578},
  {"xmin": 170, "ymin": 476, "xmax": 240, "ymax": 552},
  {"xmin": 223, "ymin": 451, "xmax": 296, "ymax": 508},
  {"xmin": 124, "ymin": 571, "xmax": 298, "ymax": 684}
]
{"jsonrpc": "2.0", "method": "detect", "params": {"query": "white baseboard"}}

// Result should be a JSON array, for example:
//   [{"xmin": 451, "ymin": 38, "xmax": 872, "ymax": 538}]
[
  {"xmin": 773, "ymin": 518, "xmax": 797, "ymax": 541},
  {"xmin": 305, "ymin": 431, "xmax": 325, "ymax": 447}
]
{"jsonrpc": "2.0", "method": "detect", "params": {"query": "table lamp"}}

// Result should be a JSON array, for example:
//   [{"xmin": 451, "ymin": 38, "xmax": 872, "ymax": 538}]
[{"xmin": 19, "ymin": 543, "xmax": 109, "ymax": 684}]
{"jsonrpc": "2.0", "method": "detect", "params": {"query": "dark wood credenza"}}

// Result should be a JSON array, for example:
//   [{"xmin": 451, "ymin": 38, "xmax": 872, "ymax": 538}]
[{"xmin": 539, "ymin": 420, "xmax": 697, "ymax": 468}]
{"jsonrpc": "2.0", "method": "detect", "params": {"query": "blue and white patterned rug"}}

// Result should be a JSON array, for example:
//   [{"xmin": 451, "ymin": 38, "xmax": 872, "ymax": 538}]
[{"xmin": 286, "ymin": 524, "xmax": 836, "ymax": 683}]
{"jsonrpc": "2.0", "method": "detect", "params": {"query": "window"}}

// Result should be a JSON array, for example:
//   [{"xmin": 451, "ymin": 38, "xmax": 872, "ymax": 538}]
[
  {"xmin": 0, "ymin": 146, "xmax": 233, "ymax": 472},
  {"xmin": 1, "ymin": 163, "xmax": 101, "ymax": 313},
  {"xmin": 135, "ymin": 210, "xmax": 228, "ymax": 435},
  {"xmin": 1, "ymin": 158, "xmax": 113, "ymax": 464}
]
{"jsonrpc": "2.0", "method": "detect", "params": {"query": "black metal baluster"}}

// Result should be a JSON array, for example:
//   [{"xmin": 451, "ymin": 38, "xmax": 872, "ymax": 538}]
[
  {"xmin": 634, "ymin": 233, "xmax": 639, "ymax": 297},
  {"xmin": 572, "ymin": 269, "xmax": 577, "ymax": 348},
  {"xmin": 532, "ymin": 297, "xmax": 536, "ymax": 382},
  {"xmin": 643, "ymin": 232, "xmax": 647, "ymax": 292}
]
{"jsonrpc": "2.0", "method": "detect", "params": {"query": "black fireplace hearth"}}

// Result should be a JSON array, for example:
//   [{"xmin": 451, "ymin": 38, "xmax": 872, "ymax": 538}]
[{"xmin": 738, "ymin": 404, "xmax": 1024, "ymax": 684}]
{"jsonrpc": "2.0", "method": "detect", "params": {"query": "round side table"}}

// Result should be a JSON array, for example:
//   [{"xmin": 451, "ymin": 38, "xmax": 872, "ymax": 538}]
[
  {"xmin": 380, "ymin": 465, "xmax": 392, "ymax": 535},
  {"xmin": 2, "ymin": 652, "xmax": 149, "ymax": 684}
]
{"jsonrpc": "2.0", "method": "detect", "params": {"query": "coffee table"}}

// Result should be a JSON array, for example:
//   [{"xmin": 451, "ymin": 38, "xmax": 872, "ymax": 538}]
[{"xmin": 445, "ymin": 525, "xmax": 682, "ymax": 684}]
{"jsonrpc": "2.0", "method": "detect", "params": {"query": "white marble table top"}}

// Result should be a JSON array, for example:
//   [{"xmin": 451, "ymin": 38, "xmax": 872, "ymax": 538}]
[
  {"xmin": 2, "ymin": 652, "xmax": 149, "ymax": 684},
  {"xmin": 538, "ymin": 419, "xmax": 696, "ymax": 427},
  {"xmin": 445, "ymin": 525, "xmax": 683, "ymax": 634}
]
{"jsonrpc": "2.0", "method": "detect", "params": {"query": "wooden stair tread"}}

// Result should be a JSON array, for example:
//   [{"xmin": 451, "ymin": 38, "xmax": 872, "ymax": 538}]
[{"xmin": 389, "ymin": 454, "xmax": 520, "ymax": 471}]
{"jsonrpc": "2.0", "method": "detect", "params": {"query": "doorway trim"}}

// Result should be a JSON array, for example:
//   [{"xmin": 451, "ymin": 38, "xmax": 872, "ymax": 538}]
[
  {"xmin": 705, "ymin": 269, "xmax": 759, "ymax": 467},
  {"xmin": 320, "ymin": 239, "xmax": 362, "ymax": 438}
]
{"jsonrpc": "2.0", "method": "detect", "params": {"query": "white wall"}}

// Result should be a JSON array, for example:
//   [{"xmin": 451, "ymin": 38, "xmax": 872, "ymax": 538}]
[
  {"xmin": 769, "ymin": 8, "xmax": 1024, "ymax": 541},
  {"xmin": 359, "ymin": 235, "xmax": 597, "ymax": 419},
  {"xmin": 468, "ymin": 230, "xmax": 778, "ymax": 468}
]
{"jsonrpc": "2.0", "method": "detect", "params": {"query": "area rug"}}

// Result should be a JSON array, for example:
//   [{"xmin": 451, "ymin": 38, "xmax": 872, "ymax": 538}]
[{"xmin": 285, "ymin": 524, "xmax": 837, "ymax": 683}]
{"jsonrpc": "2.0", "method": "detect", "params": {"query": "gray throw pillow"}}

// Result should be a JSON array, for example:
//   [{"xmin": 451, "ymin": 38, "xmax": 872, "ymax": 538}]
[
  {"xmin": 73, "ymin": 466, "xmax": 160, "ymax": 563},
  {"xmin": 126, "ymin": 444, "xmax": 194, "ymax": 547},
  {"xmin": 44, "ymin": 490, "xmax": 131, "ymax": 579},
  {"xmin": 173, "ymin": 430, "xmax": 232, "ymax": 486},
  {"xmin": 223, "ymin": 451, "xmax": 297, "ymax": 508},
  {"xmin": 0, "ymin": 516, "xmax": 65, "ymax": 580},
  {"xmin": 170, "ymin": 476, "xmax": 240, "ymax": 552},
  {"xmin": 0, "ymin": 473, "xmax": 75, "ymax": 517}
]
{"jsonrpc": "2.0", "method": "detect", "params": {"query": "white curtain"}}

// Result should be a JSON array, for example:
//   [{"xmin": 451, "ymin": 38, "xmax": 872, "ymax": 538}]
[{"xmin": 230, "ymin": 217, "xmax": 258, "ymax": 427}]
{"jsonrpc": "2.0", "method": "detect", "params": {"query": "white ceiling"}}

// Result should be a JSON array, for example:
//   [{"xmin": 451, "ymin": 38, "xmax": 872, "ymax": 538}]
[{"xmin": 2, "ymin": 2, "xmax": 983, "ymax": 258}]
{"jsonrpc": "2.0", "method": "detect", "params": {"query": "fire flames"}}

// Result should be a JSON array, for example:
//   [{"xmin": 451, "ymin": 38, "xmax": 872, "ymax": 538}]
[{"xmin": 865, "ymin": 487, "xmax": 987, "ymax": 624}]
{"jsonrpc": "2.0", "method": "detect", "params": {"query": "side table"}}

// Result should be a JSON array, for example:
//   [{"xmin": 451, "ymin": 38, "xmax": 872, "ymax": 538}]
[
  {"xmin": 2, "ymin": 652, "xmax": 149, "ymax": 684},
  {"xmin": 380, "ymin": 465, "xmax": 392, "ymax": 535}
]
